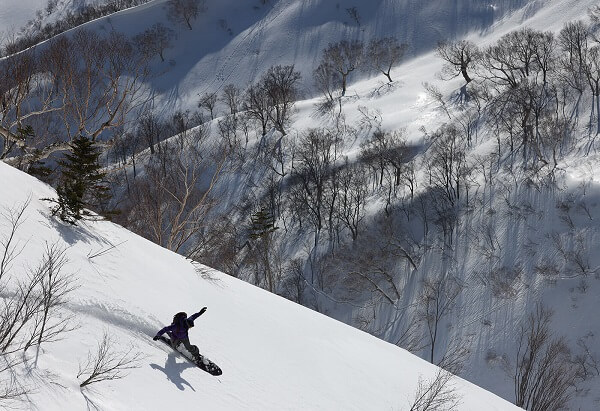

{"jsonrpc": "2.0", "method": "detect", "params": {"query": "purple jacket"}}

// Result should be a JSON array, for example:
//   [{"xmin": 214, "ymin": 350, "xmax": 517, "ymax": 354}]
[{"xmin": 156, "ymin": 311, "xmax": 203, "ymax": 340}]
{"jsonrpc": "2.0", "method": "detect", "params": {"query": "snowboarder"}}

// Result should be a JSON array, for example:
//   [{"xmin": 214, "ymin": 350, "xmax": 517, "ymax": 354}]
[{"xmin": 153, "ymin": 307, "xmax": 207, "ymax": 360}]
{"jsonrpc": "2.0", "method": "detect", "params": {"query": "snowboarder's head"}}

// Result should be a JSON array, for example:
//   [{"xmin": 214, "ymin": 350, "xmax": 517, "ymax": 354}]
[{"xmin": 173, "ymin": 312, "xmax": 187, "ymax": 325}]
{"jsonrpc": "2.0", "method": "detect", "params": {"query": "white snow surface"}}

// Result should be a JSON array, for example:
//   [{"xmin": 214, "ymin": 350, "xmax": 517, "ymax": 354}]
[
  {"xmin": 0, "ymin": 0, "xmax": 45, "ymax": 34},
  {"xmin": 0, "ymin": 161, "xmax": 520, "ymax": 410}
]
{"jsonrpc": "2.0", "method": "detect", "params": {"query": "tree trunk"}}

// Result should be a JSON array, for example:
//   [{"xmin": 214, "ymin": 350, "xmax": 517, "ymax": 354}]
[
  {"xmin": 384, "ymin": 71, "xmax": 393, "ymax": 83},
  {"xmin": 461, "ymin": 65, "xmax": 472, "ymax": 83}
]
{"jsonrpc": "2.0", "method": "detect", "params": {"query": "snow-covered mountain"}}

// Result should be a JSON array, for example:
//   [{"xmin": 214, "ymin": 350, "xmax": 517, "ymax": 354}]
[
  {"xmin": 3, "ymin": 0, "xmax": 600, "ymax": 409},
  {"xmin": 0, "ymin": 161, "xmax": 521, "ymax": 410}
]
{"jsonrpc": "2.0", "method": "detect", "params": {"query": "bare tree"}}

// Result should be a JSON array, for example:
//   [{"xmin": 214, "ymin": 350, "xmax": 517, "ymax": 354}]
[
  {"xmin": 133, "ymin": 23, "xmax": 175, "ymax": 62},
  {"xmin": 0, "ymin": 373, "xmax": 28, "ymax": 406},
  {"xmin": 418, "ymin": 276, "xmax": 463, "ymax": 364},
  {"xmin": 367, "ymin": 37, "xmax": 407, "ymax": 83},
  {"xmin": 313, "ymin": 61, "xmax": 342, "ymax": 114},
  {"xmin": 319, "ymin": 40, "xmax": 364, "ymax": 96},
  {"xmin": 0, "ymin": 199, "xmax": 29, "ymax": 282},
  {"xmin": 409, "ymin": 369, "xmax": 460, "ymax": 411},
  {"xmin": 346, "ymin": 251, "xmax": 403, "ymax": 305},
  {"xmin": 513, "ymin": 303, "xmax": 582, "ymax": 411},
  {"xmin": 77, "ymin": 331, "xmax": 142, "ymax": 387},
  {"xmin": 1, "ymin": 244, "xmax": 74, "ymax": 356},
  {"xmin": 437, "ymin": 40, "xmax": 480, "ymax": 84},
  {"xmin": 426, "ymin": 124, "xmax": 469, "ymax": 209},
  {"xmin": 262, "ymin": 65, "xmax": 302, "ymax": 135},
  {"xmin": 290, "ymin": 128, "xmax": 340, "ymax": 237},
  {"xmin": 584, "ymin": 45, "xmax": 600, "ymax": 134},
  {"xmin": 217, "ymin": 115, "xmax": 239, "ymax": 149},
  {"xmin": 221, "ymin": 84, "xmax": 241, "ymax": 116},
  {"xmin": 25, "ymin": 243, "xmax": 76, "ymax": 353},
  {"xmin": 198, "ymin": 92, "xmax": 218, "ymax": 120},
  {"xmin": 336, "ymin": 160, "xmax": 368, "ymax": 241},
  {"xmin": 39, "ymin": 29, "xmax": 150, "ymax": 152},
  {"xmin": 168, "ymin": 110, "xmax": 203, "ymax": 148},
  {"xmin": 137, "ymin": 113, "xmax": 164, "ymax": 156},
  {"xmin": 125, "ymin": 139, "xmax": 227, "ymax": 254},
  {"xmin": 166, "ymin": 0, "xmax": 206, "ymax": 30},
  {"xmin": 246, "ymin": 207, "xmax": 280, "ymax": 292},
  {"xmin": 557, "ymin": 20, "xmax": 589, "ymax": 119},
  {"xmin": 243, "ymin": 84, "xmax": 273, "ymax": 137},
  {"xmin": 0, "ymin": 50, "xmax": 62, "ymax": 161}
]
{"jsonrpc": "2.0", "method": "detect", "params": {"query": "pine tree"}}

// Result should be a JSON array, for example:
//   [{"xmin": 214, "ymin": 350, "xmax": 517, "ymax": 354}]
[
  {"xmin": 52, "ymin": 136, "xmax": 110, "ymax": 223},
  {"xmin": 250, "ymin": 208, "xmax": 278, "ymax": 239},
  {"xmin": 248, "ymin": 208, "xmax": 279, "ymax": 292}
]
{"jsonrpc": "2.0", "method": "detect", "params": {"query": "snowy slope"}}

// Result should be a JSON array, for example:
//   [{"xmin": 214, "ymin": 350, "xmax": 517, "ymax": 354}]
[
  {"xmin": 0, "ymin": 0, "xmax": 45, "ymax": 33},
  {"xmin": 11, "ymin": 0, "xmax": 524, "ymax": 113},
  {"xmin": 2, "ymin": 0, "xmax": 600, "ymax": 409},
  {"xmin": 0, "ymin": 161, "xmax": 520, "ymax": 410}
]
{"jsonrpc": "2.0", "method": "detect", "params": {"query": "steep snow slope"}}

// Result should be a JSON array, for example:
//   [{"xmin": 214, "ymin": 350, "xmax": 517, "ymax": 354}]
[
  {"xmin": 0, "ymin": 161, "xmax": 520, "ymax": 410},
  {"xmin": 0, "ymin": 0, "xmax": 46, "ymax": 33},
  {"xmin": 27, "ymin": 0, "xmax": 526, "ymax": 112},
  {"xmin": 3, "ymin": 0, "xmax": 600, "ymax": 409}
]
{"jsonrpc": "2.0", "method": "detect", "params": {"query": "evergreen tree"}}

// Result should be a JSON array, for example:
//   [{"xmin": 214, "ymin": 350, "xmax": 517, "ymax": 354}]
[
  {"xmin": 250, "ymin": 208, "xmax": 278, "ymax": 239},
  {"xmin": 51, "ymin": 136, "xmax": 110, "ymax": 223},
  {"xmin": 248, "ymin": 208, "xmax": 279, "ymax": 292}
]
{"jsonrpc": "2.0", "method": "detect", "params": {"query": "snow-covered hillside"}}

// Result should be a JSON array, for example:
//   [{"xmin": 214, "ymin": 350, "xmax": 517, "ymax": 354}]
[
  {"xmin": 3, "ymin": 0, "xmax": 600, "ymax": 409},
  {"xmin": 0, "ymin": 0, "xmax": 530, "ymax": 110},
  {"xmin": 0, "ymin": 161, "xmax": 520, "ymax": 409}
]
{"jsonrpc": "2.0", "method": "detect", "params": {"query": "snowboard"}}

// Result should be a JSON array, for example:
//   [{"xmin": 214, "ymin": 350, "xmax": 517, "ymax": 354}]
[{"xmin": 156, "ymin": 336, "xmax": 223, "ymax": 376}]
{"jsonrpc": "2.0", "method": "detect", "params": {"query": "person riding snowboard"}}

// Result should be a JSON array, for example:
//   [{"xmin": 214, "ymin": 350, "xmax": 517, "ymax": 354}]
[{"xmin": 153, "ymin": 307, "xmax": 207, "ymax": 360}]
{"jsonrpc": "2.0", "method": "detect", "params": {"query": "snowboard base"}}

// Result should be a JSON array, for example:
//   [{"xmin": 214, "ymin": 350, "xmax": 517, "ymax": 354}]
[{"xmin": 156, "ymin": 336, "xmax": 222, "ymax": 376}]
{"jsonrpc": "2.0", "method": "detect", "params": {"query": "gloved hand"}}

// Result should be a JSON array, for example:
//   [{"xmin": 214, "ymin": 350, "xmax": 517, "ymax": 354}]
[
  {"xmin": 153, "ymin": 335, "xmax": 160, "ymax": 341},
  {"xmin": 199, "ymin": 307, "xmax": 207, "ymax": 315}
]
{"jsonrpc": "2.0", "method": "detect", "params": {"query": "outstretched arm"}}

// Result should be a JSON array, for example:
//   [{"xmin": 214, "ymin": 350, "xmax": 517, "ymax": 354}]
[{"xmin": 188, "ymin": 307, "xmax": 207, "ymax": 322}]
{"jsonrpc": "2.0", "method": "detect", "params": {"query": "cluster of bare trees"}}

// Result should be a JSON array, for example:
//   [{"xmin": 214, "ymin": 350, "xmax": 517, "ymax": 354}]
[
  {"xmin": 0, "ymin": 200, "xmax": 76, "ymax": 404},
  {"xmin": 197, "ymin": 65, "xmax": 302, "ymax": 139},
  {"xmin": 114, "ymin": 122, "xmax": 227, "ymax": 256},
  {"xmin": 438, "ymin": 19, "xmax": 600, "ymax": 167},
  {"xmin": 512, "ymin": 304, "xmax": 583, "ymax": 411},
  {"xmin": 3, "ymin": 0, "xmax": 154, "ymax": 56},
  {"xmin": 0, "ymin": 28, "xmax": 150, "ymax": 172},
  {"xmin": 0, "ymin": 200, "xmax": 143, "ymax": 404},
  {"xmin": 314, "ymin": 37, "xmax": 407, "ymax": 111},
  {"xmin": 286, "ymin": 127, "xmax": 391, "ymax": 246}
]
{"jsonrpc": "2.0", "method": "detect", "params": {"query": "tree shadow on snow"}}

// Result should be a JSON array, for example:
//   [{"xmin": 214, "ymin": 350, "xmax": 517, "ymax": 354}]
[
  {"xmin": 150, "ymin": 351, "xmax": 196, "ymax": 391},
  {"xmin": 39, "ymin": 208, "xmax": 114, "ymax": 248},
  {"xmin": 82, "ymin": 391, "xmax": 102, "ymax": 411}
]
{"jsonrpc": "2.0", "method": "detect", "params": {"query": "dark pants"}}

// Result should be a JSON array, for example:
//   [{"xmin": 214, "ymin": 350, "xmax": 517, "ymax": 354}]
[{"xmin": 173, "ymin": 336, "xmax": 200, "ymax": 359}]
